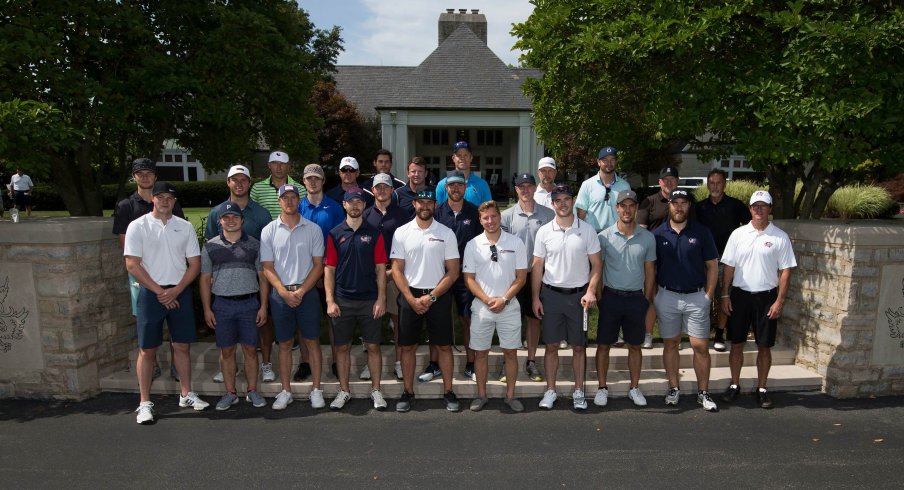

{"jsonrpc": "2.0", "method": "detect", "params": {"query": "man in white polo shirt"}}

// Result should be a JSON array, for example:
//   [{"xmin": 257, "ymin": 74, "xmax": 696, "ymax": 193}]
[
  {"xmin": 124, "ymin": 181, "xmax": 207, "ymax": 424},
  {"xmin": 720, "ymin": 190, "xmax": 797, "ymax": 409},
  {"xmin": 260, "ymin": 183, "xmax": 326, "ymax": 411},
  {"xmin": 390, "ymin": 189, "xmax": 461, "ymax": 413},
  {"xmin": 532, "ymin": 184, "xmax": 603, "ymax": 410},
  {"xmin": 464, "ymin": 200, "xmax": 528, "ymax": 412}
]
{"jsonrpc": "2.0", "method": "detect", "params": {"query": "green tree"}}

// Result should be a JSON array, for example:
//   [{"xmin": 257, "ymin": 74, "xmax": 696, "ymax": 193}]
[
  {"xmin": 514, "ymin": 0, "xmax": 904, "ymax": 218},
  {"xmin": 311, "ymin": 79, "xmax": 381, "ymax": 171},
  {"xmin": 0, "ymin": 0, "xmax": 341, "ymax": 215}
]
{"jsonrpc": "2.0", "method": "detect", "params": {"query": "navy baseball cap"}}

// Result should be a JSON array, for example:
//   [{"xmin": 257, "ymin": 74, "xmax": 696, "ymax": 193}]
[
  {"xmin": 445, "ymin": 171, "xmax": 466, "ymax": 185},
  {"xmin": 278, "ymin": 184, "xmax": 301, "ymax": 198},
  {"xmin": 416, "ymin": 189, "xmax": 436, "ymax": 201},
  {"xmin": 598, "ymin": 147, "xmax": 617, "ymax": 159},
  {"xmin": 514, "ymin": 173, "xmax": 536, "ymax": 186},
  {"xmin": 452, "ymin": 141, "xmax": 471, "ymax": 154},
  {"xmin": 132, "ymin": 158, "xmax": 156, "ymax": 174},
  {"xmin": 343, "ymin": 188, "xmax": 366, "ymax": 202},
  {"xmin": 152, "ymin": 181, "xmax": 176, "ymax": 196},
  {"xmin": 550, "ymin": 184, "xmax": 573, "ymax": 199},
  {"xmin": 669, "ymin": 189, "xmax": 691, "ymax": 202},
  {"xmin": 660, "ymin": 167, "xmax": 679, "ymax": 179},
  {"xmin": 218, "ymin": 201, "xmax": 243, "ymax": 218}
]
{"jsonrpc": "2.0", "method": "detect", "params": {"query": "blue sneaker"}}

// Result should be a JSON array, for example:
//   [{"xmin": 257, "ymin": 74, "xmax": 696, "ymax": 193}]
[{"xmin": 417, "ymin": 364, "xmax": 441, "ymax": 382}]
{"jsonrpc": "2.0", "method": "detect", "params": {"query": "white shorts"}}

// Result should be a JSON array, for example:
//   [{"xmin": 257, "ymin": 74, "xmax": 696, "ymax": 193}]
[
  {"xmin": 468, "ymin": 299, "xmax": 522, "ymax": 351},
  {"xmin": 653, "ymin": 287, "xmax": 711, "ymax": 339}
]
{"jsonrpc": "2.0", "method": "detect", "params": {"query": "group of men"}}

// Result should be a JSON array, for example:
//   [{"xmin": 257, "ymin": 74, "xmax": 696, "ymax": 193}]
[{"xmin": 119, "ymin": 140, "xmax": 796, "ymax": 424}]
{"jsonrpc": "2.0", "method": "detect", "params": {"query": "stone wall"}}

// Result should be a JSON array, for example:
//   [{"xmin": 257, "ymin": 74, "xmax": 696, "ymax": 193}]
[
  {"xmin": 0, "ymin": 218, "xmax": 133, "ymax": 399},
  {"xmin": 778, "ymin": 220, "xmax": 904, "ymax": 398}
]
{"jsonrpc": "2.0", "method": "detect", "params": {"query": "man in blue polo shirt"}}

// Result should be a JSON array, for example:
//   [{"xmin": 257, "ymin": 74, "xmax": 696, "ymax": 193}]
[
  {"xmin": 325, "ymin": 189, "xmax": 389, "ymax": 410},
  {"xmin": 435, "ymin": 141, "xmax": 493, "ymax": 206},
  {"xmin": 204, "ymin": 164, "xmax": 275, "ymax": 384},
  {"xmin": 575, "ymin": 146, "xmax": 632, "ymax": 233},
  {"xmin": 433, "ymin": 171, "xmax": 483, "ymax": 381},
  {"xmin": 363, "ymin": 173, "xmax": 410, "ymax": 381},
  {"xmin": 653, "ymin": 189, "xmax": 720, "ymax": 412}
]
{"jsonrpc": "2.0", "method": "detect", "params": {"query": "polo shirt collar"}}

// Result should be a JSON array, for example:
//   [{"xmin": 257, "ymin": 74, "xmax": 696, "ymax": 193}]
[
  {"xmin": 516, "ymin": 201, "xmax": 538, "ymax": 216},
  {"xmin": 218, "ymin": 231, "xmax": 248, "ymax": 245},
  {"xmin": 551, "ymin": 217, "xmax": 581, "ymax": 233},
  {"xmin": 277, "ymin": 215, "xmax": 306, "ymax": 229}
]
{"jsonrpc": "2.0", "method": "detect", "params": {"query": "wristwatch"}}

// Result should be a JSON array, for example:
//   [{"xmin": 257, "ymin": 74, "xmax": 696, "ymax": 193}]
[
  {"xmin": 428, "ymin": 293, "xmax": 437, "ymax": 303},
  {"xmin": 503, "ymin": 297, "xmax": 510, "ymax": 306}
]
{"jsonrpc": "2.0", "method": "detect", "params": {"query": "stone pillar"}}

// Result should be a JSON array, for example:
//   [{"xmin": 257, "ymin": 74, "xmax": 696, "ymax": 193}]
[
  {"xmin": 779, "ymin": 220, "xmax": 904, "ymax": 398},
  {"xmin": 0, "ymin": 218, "xmax": 133, "ymax": 399}
]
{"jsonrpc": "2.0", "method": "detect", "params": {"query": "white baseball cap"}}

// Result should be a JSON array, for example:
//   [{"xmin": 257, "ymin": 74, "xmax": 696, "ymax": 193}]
[
  {"xmin": 268, "ymin": 151, "xmax": 289, "ymax": 164},
  {"xmin": 538, "ymin": 157, "xmax": 557, "ymax": 170},
  {"xmin": 339, "ymin": 156, "xmax": 359, "ymax": 170},
  {"xmin": 749, "ymin": 190, "xmax": 773, "ymax": 205},
  {"xmin": 227, "ymin": 165, "xmax": 250, "ymax": 179}
]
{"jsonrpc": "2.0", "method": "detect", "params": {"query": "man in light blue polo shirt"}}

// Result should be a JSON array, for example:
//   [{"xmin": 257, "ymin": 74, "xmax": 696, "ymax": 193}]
[
  {"xmin": 435, "ymin": 141, "xmax": 493, "ymax": 206},
  {"xmin": 595, "ymin": 190, "xmax": 656, "ymax": 409},
  {"xmin": 575, "ymin": 146, "xmax": 632, "ymax": 233}
]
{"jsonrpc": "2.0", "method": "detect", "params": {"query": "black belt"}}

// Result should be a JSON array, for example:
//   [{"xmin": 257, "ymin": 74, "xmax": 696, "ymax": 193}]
[
  {"xmin": 409, "ymin": 287, "xmax": 433, "ymax": 296},
  {"xmin": 662, "ymin": 286, "xmax": 703, "ymax": 294},
  {"xmin": 543, "ymin": 283, "xmax": 586, "ymax": 295},
  {"xmin": 218, "ymin": 293, "xmax": 255, "ymax": 301},
  {"xmin": 734, "ymin": 287, "xmax": 777, "ymax": 296},
  {"xmin": 160, "ymin": 285, "xmax": 177, "ymax": 289},
  {"xmin": 284, "ymin": 284, "xmax": 303, "ymax": 291},
  {"xmin": 604, "ymin": 287, "xmax": 644, "ymax": 297}
]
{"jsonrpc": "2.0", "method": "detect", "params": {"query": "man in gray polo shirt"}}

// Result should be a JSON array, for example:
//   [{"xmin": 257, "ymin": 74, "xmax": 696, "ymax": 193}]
[
  {"xmin": 501, "ymin": 172, "xmax": 554, "ymax": 381},
  {"xmin": 594, "ymin": 190, "xmax": 656, "ymax": 408}
]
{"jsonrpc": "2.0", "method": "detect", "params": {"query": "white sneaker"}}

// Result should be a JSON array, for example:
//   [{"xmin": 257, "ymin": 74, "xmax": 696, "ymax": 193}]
[
  {"xmin": 330, "ymin": 389, "xmax": 351, "ymax": 410},
  {"xmin": 394, "ymin": 362, "xmax": 403, "ymax": 380},
  {"xmin": 213, "ymin": 371, "xmax": 224, "ymax": 383},
  {"xmin": 359, "ymin": 365, "xmax": 371, "ymax": 380},
  {"xmin": 539, "ymin": 389, "xmax": 557, "ymax": 409},
  {"xmin": 697, "ymin": 391, "xmax": 719, "ymax": 412},
  {"xmin": 371, "ymin": 389, "xmax": 388, "ymax": 410},
  {"xmin": 272, "ymin": 389, "xmax": 293, "ymax": 410},
  {"xmin": 135, "ymin": 401, "xmax": 155, "ymax": 424},
  {"xmin": 628, "ymin": 387, "xmax": 648, "ymax": 407},
  {"xmin": 593, "ymin": 387, "xmax": 609, "ymax": 407},
  {"xmin": 642, "ymin": 333, "xmax": 653, "ymax": 349},
  {"xmin": 261, "ymin": 363, "xmax": 276, "ymax": 382},
  {"xmin": 573, "ymin": 389, "xmax": 588, "ymax": 410},
  {"xmin": 665, "ymin": 387, "xmax": 681, "ymax": 406},
  {"xmin": 178, "ymin": 392, "xmax": 209, "ymax": 411},
  {"xmin": 558, "ymin": 340, "xmax": 568, "ymax": 349},
  {"xmin": 310, "ymin": 388, "xmax": 325, "ymax": 409}
]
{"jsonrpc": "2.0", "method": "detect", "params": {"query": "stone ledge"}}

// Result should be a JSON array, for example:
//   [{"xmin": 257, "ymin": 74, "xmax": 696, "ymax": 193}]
[
  {"xmin": 0, "ymin": 217, "xmax": 113, "ymax": 244},
  {"xmin": 778, "ymin": 219, "xmax": 904, "ymax": 247}
]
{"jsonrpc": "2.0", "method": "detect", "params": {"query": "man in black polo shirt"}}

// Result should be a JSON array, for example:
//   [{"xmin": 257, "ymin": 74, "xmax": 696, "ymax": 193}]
[
  {"xmin": 639, "ymin": 166, "xmax": 695, "ymax": 231},
  {"xmin": 325, "ymin": 156, "xmax": 374, "ymax": 207},
  {"xmin": 432, "ymin": 171, "xmax": 482, "ymax": 381},
  {"xmin": 112, "ymin": 157, "xmax": 185, "ymax": 381},
  {"xmin": 653, "ymin": 189, "xmax": 720, "ymax": 412},
  {"xmin": 325, "ymin": 189, "xmax": 389, "ymax": 411},
  {"xmin": 363, "ymin": 173, "xmax": 409, "ymax": 381},
  {"xmin": 395, "ymin": 156, "xmax": 434, "ymax": 220},
  {"xmin": 695, "ymin": 168, "xmax": 750, "ymax": 351},
  {"xmin": 361, "ymin": 149, "xmax": 406, "ymax": 200}
]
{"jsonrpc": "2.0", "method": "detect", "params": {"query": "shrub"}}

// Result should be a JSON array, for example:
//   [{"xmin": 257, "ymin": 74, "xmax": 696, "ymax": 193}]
[{"xmin": 824, "ymin": 185, "xmax": 896, "ymax": 219}]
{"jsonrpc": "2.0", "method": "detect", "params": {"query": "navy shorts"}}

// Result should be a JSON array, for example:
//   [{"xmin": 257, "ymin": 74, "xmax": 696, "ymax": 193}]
[
  {"xmin": 597, "ymin": 288, "xmax": 647, "ymax": 346},
  {"xmin": 450, "ymin": 276, "xmax": 473, "ymax": 318},
  {"xmin": 212, "ymin": 295, "xmax": 261, "ymax": 348},
  {"xmin": 727, "ymin": 287, "xmax": 778, "ymax": 347},
  {"xmin": 270, "ymin": 288, "xmax": 321, "ymax": 342},
  {"xmin": 516, "ymin": 271, "xmax": 539, "ymax": 320},
  {"xmin": 398, "ymin": 289, "xmax": 454, "ymax": 346},
  {"xmin": 13, "ymin": 190, "xmax": 31, "ymax": 208},
  {"xmin": 331, "ymin": 297, "xmax": 382, "ymax": 345},
  {"xmin": 136, "ymin": 287, "xmax": 197, "ymax": 349}
]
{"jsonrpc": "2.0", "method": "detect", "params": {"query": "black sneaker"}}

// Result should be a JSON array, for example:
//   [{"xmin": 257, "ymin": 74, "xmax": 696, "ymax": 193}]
[
  {"xmin": 722, "ymin": 384, "xmax": 741, "ymax": 403},
  {"xmin": 463, "ymin": 362, "xmax": 475, "ymax": 381},
  {"xmin": 396, "ymin": 391, "xmax": 414, "ymax": 413},
  {"xmin": 443, "ymin": 391, "xmax": 461, "ymax": 412},
  {"xmin": 757, "ymin": 389, "xmax": 774, "ymax": 409},
  {"xmin": 293, "ymin": 362, "xmax": 311, "ymax": 382}
]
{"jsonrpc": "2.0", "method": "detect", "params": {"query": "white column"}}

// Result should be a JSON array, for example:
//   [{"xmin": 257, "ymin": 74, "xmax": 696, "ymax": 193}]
[{"xmin": 517, "ymin": 112, "xmax": 533, "ymax": 175}]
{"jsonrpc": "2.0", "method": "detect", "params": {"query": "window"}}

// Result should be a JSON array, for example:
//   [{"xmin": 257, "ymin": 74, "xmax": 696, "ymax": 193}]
[
  {"xmin": 422, "ymin": 129, "xmax": 449, "ymax": 146},
  {"xmin": 477, "ymin": 130, "xmax": 503, "ymax": 146}
]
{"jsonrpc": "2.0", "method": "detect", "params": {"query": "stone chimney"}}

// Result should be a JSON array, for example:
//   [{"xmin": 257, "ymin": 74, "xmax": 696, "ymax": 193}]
[{"xmin": 438, "ymin": 8, "xmax": 487, "ymax": 45}]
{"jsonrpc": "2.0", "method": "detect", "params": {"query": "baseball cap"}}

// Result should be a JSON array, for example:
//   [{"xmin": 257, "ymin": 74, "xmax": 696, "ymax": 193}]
[
  {"xmin": 445, "ymin": 171, "xmax": 466, "ymax": 185},
  {"xmin": 152, "ymin": 181, "xmax": 176, "ymax": 196},
  {"xmin": 227, "ymin": 165, "xmax": 250, "ymax": 179},
  {"xmin": 749, "ymin": 190, "xmax": 773, "ymax": 205},
  {"xmin": 218, "ymin": 201, "xmax": 243, "ymax": 218},
  {"xmin": 550, "ymin": 184, "xmax": 573, "ymax": 199},
  {"xmin": 598, "ymin": 147, "xmax": 617, "ymax": 159},
  {"xmin": 339, "ymin": 156, "xmax": 359, "ymax": 170},
  {"xmin": 660, "ymin": 167, "xmax": 679, "ymax": 179},
  {"xmin": 278, "ymin": 184, "xmax": 300, "ymax": 198},
  {"xmin": 303, "ymin": 164, "xmax": 325, "ymax": 180},
  {"xmin": 616, "ymin": 190, "xmax": 638, "ymax": 204},
  {"xmin": 372, "ymin": 173, "xmax": 393, "ymax": 188},
  {"xmin": 269, "ymin": 151, "xmax": 289, "ymax": 164},
  {"xmin": 416, "ymin": 189, "xmax": 436, "ymax": 201},
  {"xmin": 132, "ymin": 158, "xmax": 156, "ymax": 174},
  {"xmin": 514, "ymin": 173, "xmax": 536, "ymax": 186},
  {"xmin": 343, "ymin": 188, "xmax": 366, "ymax": 202},
  {"xmin": 669, "ymin": 189, "xmax": 691, "ymax": 202},
  {"xmin": 538, "ymin": 157, "xmax": 557, "ymax": 170},
  {"xmin": 452, "ymin": 141, "xmax": 471, "ymax": 154}
]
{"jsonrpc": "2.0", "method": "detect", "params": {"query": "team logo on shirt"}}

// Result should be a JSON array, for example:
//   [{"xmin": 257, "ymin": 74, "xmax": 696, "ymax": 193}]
[
  {"xmin": 360, "ymin": 236, "xmax": 372, "ymax": 244},
  {"xmin": 339, "ymin": 236, "xmax": 348, "ymax": 244},
  {"xmin": 764, "ymin": 241, "xmax": 774, "ymax": 248},
  {"xmin": 463, "ymin": 219, "xmax": 472, "ymax": 225},
  {"xmin": 688, "ymin": 238, "xmax": 697, "ymax": 244},
  {"xmin": 428, "ymin": 238, "xmax": 445, "ymax": 242}
]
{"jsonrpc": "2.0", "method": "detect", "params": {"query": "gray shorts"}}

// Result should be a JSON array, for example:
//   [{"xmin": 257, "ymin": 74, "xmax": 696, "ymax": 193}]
[
  {"xmin": 331, "ymin": 297, "xmax": 382, "ymax": 345},
  {"xmin": 654, "ymin": 287, "xmax": 711, "ymax": 339},
  {"xmin": 469, "ymin": 299, "xmax": 522, "ymax": 351},
  {"xmin": 540, "ymin": 286, "xmax": 587, "ymax": 347}
]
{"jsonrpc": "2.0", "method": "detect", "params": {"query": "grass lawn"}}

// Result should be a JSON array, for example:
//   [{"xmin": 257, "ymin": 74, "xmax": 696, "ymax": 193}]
[{"xmin": 22, "ymin": 207, "xmax": 212, "ymax": 228}]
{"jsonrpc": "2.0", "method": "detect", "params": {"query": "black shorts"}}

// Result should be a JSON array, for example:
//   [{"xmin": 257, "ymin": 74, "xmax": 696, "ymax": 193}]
[
  {"xmin": 13, "ymin": 191, "xmax": 30, "ymax": 208},
  {"xmin": 597, "ymin": 288, "xmax": 647, "ymax": 346},
  {"xmin": 331, "ymin": 297, "xmax": 382, "ymax": 345},
  {"xmin": 449, "ymin": 276, "xmax": 473, "ymax": 318},
  {"xmin": 539, "ymin": 285, "xmax": 587, "ymax": 347},
  {"xmin": 727, "ymin": 287, "xmax": 778, "ymax": 347},
  {"xmin": 398, "ymin": 289, "xmax": 454, "ymax": 346},
  {"xmin": 517, "ymin": 271, "xmax": 539, "ymax": 320}
]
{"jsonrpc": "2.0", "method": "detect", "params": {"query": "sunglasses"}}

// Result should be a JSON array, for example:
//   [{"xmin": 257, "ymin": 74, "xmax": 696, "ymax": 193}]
[
  {"xmin": 490, "ymin": 244, "xmax": 498, "ymax": 262},
  {"xmin": 339, "ymin": 167, "xmax": 357, "ymax": 173},
  {"xmin": 604, "ymin": 186, "xmax": 611, "ymax": 202}
]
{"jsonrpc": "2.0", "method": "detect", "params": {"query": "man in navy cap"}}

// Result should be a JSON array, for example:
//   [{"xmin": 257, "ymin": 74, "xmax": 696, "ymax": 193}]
[
  {"xmin": 324, "ymin": 188, "xmax": 389, "ymax": 410},
  {"xmin": 653, "ymin": 189, "xmax": 719, "ymax": 412},
  {"xmin": 435, "ymin": 141, "xmax": 493, "ymax": 206},
  {"xmin": 575, "ymin": 146, "xmax": 631, "ymax": 233}
]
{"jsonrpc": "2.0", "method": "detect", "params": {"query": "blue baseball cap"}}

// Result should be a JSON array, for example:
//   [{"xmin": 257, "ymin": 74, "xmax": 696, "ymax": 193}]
[
  {"xmin": 598, "ymin": 146, "xmax": 617, "ymax": 159},
  {"xmin": 278, "ymin": 184, "xmax": 300, "ymax": 198},
  {"xmin": 445, "ymin": 171, "xmax": 466, "ymax": 185},
  {"xmin": 452, "ymin": 141, "xmax": 471, "ymax": 154},
  {"xmin": 343, "ymin": 188, "xmax": 366, "ymax": 202},
  {"xmin": 218, "ymin": 201, "xmax": 243, "ymax": 218}
]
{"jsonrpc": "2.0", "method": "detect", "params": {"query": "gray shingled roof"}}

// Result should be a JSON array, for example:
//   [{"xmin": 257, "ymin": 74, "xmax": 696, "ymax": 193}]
[{"xmin": 334, "ymin": 25, "xmax": 540, "ymax": 116}]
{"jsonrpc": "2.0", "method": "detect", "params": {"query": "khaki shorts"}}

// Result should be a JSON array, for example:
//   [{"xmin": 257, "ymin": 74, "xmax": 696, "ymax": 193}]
[{"xmin": 385, "ymin": 278, "xmax": 400, "ymax": 316}]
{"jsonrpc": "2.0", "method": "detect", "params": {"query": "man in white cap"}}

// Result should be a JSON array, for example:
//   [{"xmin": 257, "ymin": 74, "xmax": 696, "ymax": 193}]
[
  {"xmin": 205, "ymin": 165, "xmax": 275, "ymax": 384},
  {"xmin": 575, "ymin": 146, "xmax": 632, "ymax": 233},
  {"xmin": 251, "ymin": 150, "xmax": 304, "ymax": 219},
  {"xmin": 720, "ymin": 190, "xmax": 797, "ymax": 409},
  {"xmin": 326, "ymin": 156, "xmax": 374, "ymax": 207},
  {"xmin": 533, "ymin": 157, "xmax": 558, "ymax": 209}
]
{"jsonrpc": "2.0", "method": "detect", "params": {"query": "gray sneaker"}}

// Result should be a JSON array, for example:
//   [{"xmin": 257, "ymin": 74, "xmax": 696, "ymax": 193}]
[
  {"xmin": 504, "ymin": 397, "xmax": 524, "ymax": 412},
  {"xmin": 470, "ymin": 397, "xmax": 488, "ymax": 412},
  {"xmin": 396, "ymin": 391, "xmax": 414, "ymax": 413},
  {"xmin": 572, "ymin": 389, "xmax": 588, "ymax": 410},
  {"xmin": 216, "ymin": 392, "xmax": 239, "ymax": 411},
  {"xmin": 665, "ymin": 387, "xmax": 681, "ymax": 406},
  {"xmin": 260, "ymin": 363, "xmax": 276, "ymax": 383},
  {"xmin": 443, "ymin": 391, "xmax": 461, "ymax": 412},
  {"xmin": 245, "ymin": 390, "xmax": 266, "ymax": 408}
]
